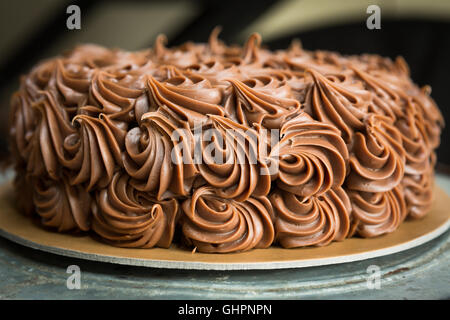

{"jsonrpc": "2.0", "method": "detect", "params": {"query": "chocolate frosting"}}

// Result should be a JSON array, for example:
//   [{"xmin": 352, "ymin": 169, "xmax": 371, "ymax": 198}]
[
  {"xmin": 349, "ymin": 185, "xmax": 407, "ymax": 237},
  {"xmin": 33, "ymin": 174, "xmax": 92, "ymax": 232},
  {"xmin": 272, "ymin": 112, "xmax": 348, "ymax": 198},
  {"xmin": 92, "ymin": 172, "xmax": 178, "ymax": 248},
  {"xmin": 123, "ymin": 108, "xmax": 197, "ymax": 199},
  {"xmin": 181, "ymin": 186, "xmax": 274, "ymax": 253},
  {"xmin": 271, "ymin": 186, "xmax": 351, "ymax": 248},
  {"xmin": 346, "ymin": 114, "xmax": 406, "ymax": 193},
  {"xmin": 8, "ymin": 30, "xmax": 443, "ymax": 252},
  {"xmin": 196, "ymin": 114, "xmax": 271, "ymax": 202}
]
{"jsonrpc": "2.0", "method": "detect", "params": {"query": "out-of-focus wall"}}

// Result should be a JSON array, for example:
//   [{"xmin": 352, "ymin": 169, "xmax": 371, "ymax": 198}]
[{"xmin": 241, "ymin": 0, "xmax": 450, "ymax": 41}]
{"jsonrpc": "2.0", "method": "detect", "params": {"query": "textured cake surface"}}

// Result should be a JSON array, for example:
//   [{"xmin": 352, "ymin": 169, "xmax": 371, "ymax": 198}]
[{"xmin": 8, "ymin": 30, "xmax": 444, "ymax": 253}]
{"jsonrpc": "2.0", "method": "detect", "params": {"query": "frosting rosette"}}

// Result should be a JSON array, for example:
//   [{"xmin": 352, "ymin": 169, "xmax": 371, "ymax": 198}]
[
  {"xmin": 396, "ymin": 102, "xmax": 432, "ymax": 176},
  {"xmin": 196, "ymin": 114, "xmax": 271, "ymax": 201},
  {"xmin": 349, "ymin": 186, "xmax": 407, "ymax": 237},
  {"xmin": 9, "ymin": 88, "xmax": 39, "ymax": 167},
  {"xmin": 123, "ymin": 107, "xmax": 198, "ymax": 199},
  {"xmin": 302, "ymin": 68, "xmax": 368, "ymax": 142},
  {"xmin": 33, "ymin": 174, "xmax": 92, "ymax": 232},
  {"xmin": 181, "ymin": 186, "xmax": 275, "ymax": 253},
  {"xmin": 25, "ymin": 91, "xmax": 75, "ymax": 179},
  {"xmin": 270, "ymin": 187, "xmax": 352, "ymax": 248},
  {"xmin": 84, "ymin": 70, "xmax": 144, "ymax": 121},
  {"xmin": 403, "ymin": 170, "xmax": 434, "ymax": 219},
  {"xmin": 410, "ymin": 86, "xmax": 444, "ymax": 150},
  {"xmin": 66, "ymin": 113, "xmax": 124, "ymax": 190},
  {"xmin": 224, "ymin": 76, "xmax": 300, "ymax": 129},
  {"xmin": 346, "ymin": 114, "xmax": 406, "ymax": 193},
  {"xmin": 395, "ymin": 103, "xmax": 436, "ymax": 220},
  {"xmin": 92, "ymin": 172, "xmax": 179, "ymax": 248},
  {"xmin": 271, "ymin": 112, "xmax": 348, "ymax": 197},
  {"xmin": 18, "ymin": 84, "xmax": 126, "ymax": 189},
  {"xmin": 147, "ymin": 72, "xmax": 224, "ymax": 125},
  {"xmin": 54, "ymin": 59, "xmax": 92, "ymax": 112},
  {"xmin": 350, "ymin": 66, "xmax": 408, "ymax": 121}
]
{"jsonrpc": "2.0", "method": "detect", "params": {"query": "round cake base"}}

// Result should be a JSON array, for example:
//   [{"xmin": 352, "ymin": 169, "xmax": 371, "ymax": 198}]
[{"xmin": 0, "ymin": 179, "xmax": 448, "ymax": 270}]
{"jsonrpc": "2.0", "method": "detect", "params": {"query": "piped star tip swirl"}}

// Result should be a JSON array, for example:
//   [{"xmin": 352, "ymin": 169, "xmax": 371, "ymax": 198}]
[
  {"xmin": 181, "ymin": 186, "xmax": 274, "ymax": 253},
  {"xmin": 7, "ymin": 29, "xmax": 443, "ymax": 253},
  {"xmin": 92, "ymin": 172, "xmax": 179, "ymax": 248}
]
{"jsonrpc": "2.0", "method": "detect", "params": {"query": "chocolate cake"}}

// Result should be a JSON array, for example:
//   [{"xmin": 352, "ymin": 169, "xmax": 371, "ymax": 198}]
[{"xmin": 8, "ymin": 30, "xmax": 444, "ymax": 253}]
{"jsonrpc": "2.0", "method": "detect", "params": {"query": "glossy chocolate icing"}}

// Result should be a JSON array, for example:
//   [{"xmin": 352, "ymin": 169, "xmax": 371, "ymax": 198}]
[{"xmin": 8, "ymin": 30, "xmax": 443, "ymax": 252}]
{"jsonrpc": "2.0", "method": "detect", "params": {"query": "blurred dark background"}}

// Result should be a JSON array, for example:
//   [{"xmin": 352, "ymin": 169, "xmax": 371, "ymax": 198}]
[{"xmin": 0, "ymin": 0, "xmax": 449, "ymax": 170}]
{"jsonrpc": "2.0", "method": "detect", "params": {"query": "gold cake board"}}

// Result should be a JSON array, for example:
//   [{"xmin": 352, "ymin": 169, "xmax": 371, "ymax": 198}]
[{"xmin": 0, "ymin": 180, "xmax": 448, "ymax": 270}]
